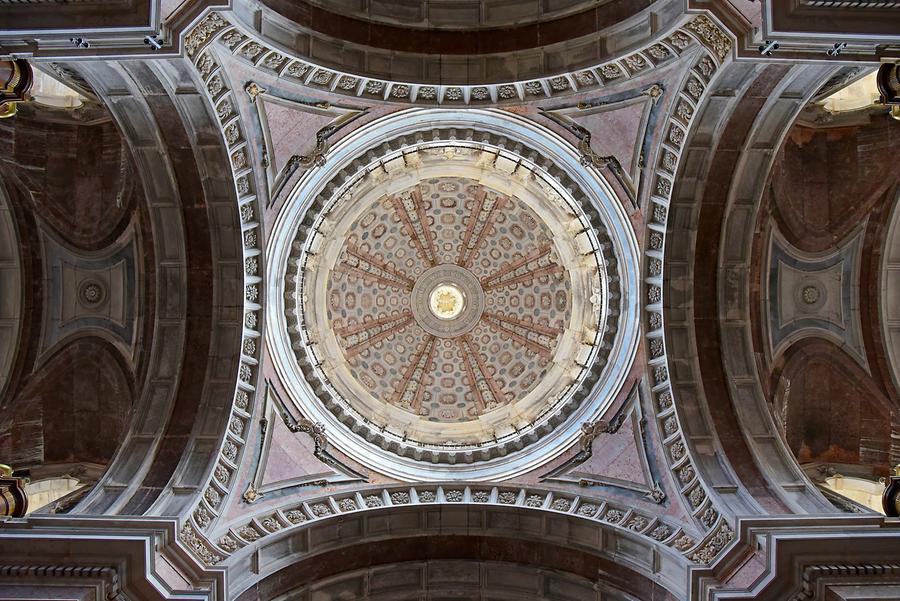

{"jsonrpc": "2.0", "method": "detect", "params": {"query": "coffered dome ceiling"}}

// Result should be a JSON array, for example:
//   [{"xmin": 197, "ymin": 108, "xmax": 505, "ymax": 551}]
[
  {"xmin": 269, "ymin": 109, "xmax": 641, "ymax": 480},
  {"xmin": 313, "ymin": 174, "xmax": 582, "ymax": 440}
]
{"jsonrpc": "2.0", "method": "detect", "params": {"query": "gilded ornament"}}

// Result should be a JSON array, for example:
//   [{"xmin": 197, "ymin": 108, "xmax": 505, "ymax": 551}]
[
  {"xmin": 244, "ymin": 81, "xmax": 265, "ymax": 102},
  {"xmin": 243, "ymin": 486, "xmax": 260, "ymax": 503}
]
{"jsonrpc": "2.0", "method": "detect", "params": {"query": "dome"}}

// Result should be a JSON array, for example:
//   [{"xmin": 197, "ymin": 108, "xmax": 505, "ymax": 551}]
[
  {"xmin": 268, "ymin": 109, "xmax": 640, "ymax": 480},
  {"xmin": 311, "ymin": 173, "xmax": 585, "ymax": 444}
]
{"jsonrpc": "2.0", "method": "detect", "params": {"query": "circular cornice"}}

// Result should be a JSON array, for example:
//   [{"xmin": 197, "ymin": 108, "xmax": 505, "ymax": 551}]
[
  {"xmin": 304, "ymin": 170, "xmax": 590, "ymax": 446},
  {"xmin": 266, "ymin": 108, "xmax": 640, "ymax": 481}
]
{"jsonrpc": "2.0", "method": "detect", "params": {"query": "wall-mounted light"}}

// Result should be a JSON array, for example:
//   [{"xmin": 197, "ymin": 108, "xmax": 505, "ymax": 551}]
[
  {"xmin": 143, "ymin": 36, "xmax": 163, "ymax": 51},
  {"xmin": 759, "ymin": 40, "xmax": 779, "ymax": 56},
  {"xmin": 826, "ymin": 42, "xmax": 847, "ymax": 57},
  {"xmin": 876, "ymin": 62, "xmax": 900, "ymax": 121}
]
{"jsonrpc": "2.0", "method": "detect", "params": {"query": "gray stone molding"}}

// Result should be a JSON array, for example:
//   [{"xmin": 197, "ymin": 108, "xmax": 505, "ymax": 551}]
[
  {"xmin": 280, "ymin": 560, "xmax": 642, "ymax": 601},
  {"xmin": 70, "ymin": 60, "xmax": 192, "ymax": 517},
  {"xmin": 638, "ymin": 29, "xmax": 735, "ymax": 536},
  {"xmin": 0, "ymin": 565, "xmax": 126, "ymax": 601},
  {"xmin": 0, "ymin": 516, "xmax": 226, "ymax": 601},
  {"xmin": 165, "ymin": 38, "xmax": 269, "ymax": 558},
  {"xmin": 652, "ymin": 53, "xmax": 841, "ymax": 533},
  {"xmin": 880, "ymin": 188, "xmax": 900, "ymax": 397},
  {"xmin": 693, "ymin": 514, "xmax": 900, "ymax": 600},
  {"xmin": 0, "ymin": 180, "xmax": 23, "ymax": 402},
  {"xmin": 0, "ymin": 0, "xmax": 228, "ymax": 60},
  {"xmin": 65, "ymin": 57, "xmax": 250, "ymax": 522},
  {"xmin": 283, "ymin": 0, "xmax": 624, "ymax": 31},
  {"xmin": 227, "ymin": 0, "xmax": 686, "ymax": 87},
  {"xmin": 143, "ymin": 57, "xmax": 257, "ymax": 519},
  {"xmin": 204, "ymin": 485, "xmax": 699, "ymax": 598},
  {"xmin": 708, "ymin": 63, "xmax": 841, "ymax": 515}
]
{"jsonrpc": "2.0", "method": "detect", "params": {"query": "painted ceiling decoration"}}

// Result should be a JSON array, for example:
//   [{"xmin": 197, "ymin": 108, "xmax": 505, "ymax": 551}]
[{"xmin": 2, "ymin": 2, "xmax": 900, "ymax": 601}]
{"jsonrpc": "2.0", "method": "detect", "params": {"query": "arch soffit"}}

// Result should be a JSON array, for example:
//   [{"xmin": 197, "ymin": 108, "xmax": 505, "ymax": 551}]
[
  {"xmin": 879, "ymin": 187, "xmax": 900, "ymax": 398},
  {"xmin": 0, "ymin": 177, "xmax": 23, "ymax": 402},
  {"xmin": 214, "ymin": 493, "xmax": 700, "ymax": 600},
  {"xmin": 658, "ymin": 59, "xmax": 842, "ymax": 520},
  {"xmin": 228, "ymin": 0, "xmax": 678, "ymax": 87},
  {"xmin": 266, "ymin": 559, "xmax": 647, "ymax": 601},
  {"xmin": 60, "ymin": 58, "xmax": 249, "ymax": 519}
]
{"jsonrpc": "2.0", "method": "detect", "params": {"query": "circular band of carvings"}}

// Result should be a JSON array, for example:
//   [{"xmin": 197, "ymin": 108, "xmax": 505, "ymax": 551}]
[
  {"xmin": 178, "ymin": 19, "xmax": 266, "ymax": 568},
  {"xmin": 208, "ymin": 484, "xmax": 707, "ymax": 595}
]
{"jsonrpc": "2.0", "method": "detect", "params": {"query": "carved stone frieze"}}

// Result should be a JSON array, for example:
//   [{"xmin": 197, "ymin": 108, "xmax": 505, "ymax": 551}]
[
  {"xmin": 206, "ymin": 484, "xmax": 691, "ymax": 566},
  {"xmin": 181, "ymin": 11, "xmax": 735, "ymax": 107}
]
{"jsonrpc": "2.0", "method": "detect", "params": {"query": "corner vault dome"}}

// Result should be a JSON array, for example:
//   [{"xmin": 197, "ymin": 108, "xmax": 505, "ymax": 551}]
[{"xmin": 267, "ymin": 109, "xmax": 640, "ymax": 481}]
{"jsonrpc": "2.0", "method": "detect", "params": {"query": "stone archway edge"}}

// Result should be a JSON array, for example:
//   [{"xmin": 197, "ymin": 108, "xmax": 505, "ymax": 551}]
[{"xmin": 182, "ymin": 11, "xmax": 730, "ymax": 106}]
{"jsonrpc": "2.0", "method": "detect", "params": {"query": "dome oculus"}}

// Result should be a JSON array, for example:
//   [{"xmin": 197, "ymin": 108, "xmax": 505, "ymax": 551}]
[{"xmin": 429, "ymin": 284, "xmax": 465, "ymax": 319}]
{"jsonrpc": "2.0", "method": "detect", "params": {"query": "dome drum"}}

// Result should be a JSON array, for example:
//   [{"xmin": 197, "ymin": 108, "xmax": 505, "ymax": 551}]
[{"xmin": 269, "ymin": 109, "xmax": 640, "ymax": 480}]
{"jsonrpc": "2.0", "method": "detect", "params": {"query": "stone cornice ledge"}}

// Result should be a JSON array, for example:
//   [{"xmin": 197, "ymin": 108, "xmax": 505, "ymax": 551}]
[
  {"xmin": 691, "ymin": 514, "xmax": 900, "ymax": 600},
  {"xmin": 0, "ymin": 516, "xmax": 226, "ymax": 601}
]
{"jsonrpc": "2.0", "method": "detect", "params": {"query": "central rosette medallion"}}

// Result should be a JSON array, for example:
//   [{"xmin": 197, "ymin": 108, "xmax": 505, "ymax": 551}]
[
  {"xmin": 411, "ymin": 264, "xmax": 484, "ymax": 337},
  {"xmin": 429, "ymin": 284, "xmax": 464, "ymax": 319}
]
